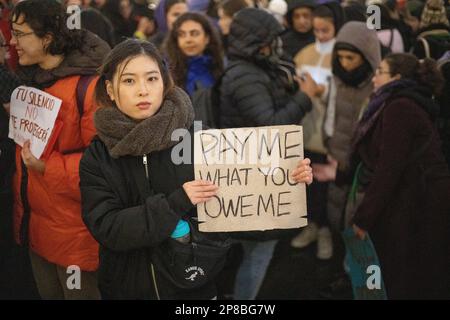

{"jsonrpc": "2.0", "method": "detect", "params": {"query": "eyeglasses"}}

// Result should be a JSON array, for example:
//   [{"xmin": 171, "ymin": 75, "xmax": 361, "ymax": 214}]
[
  {"xmin": 375, "ymin": 68, "xmax": 391, "ymax": 76},
  {"xmin": 10, "ymin": 30, "xmax": 34, "ymax": 39}
]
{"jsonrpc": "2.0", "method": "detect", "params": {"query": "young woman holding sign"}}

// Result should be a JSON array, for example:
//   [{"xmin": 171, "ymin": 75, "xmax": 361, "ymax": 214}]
[
  {"xmin": 9, "ymin": 0, "xmax": 110, "ymax": 299},
  {"xmin": 79, "ymin": 39, "xmax": 313, "ymax": 299}
]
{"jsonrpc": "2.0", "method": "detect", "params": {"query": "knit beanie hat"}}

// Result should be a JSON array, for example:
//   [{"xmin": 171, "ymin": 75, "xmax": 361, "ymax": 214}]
[{"xmin": 420, "ymin": 0, "xmax": 450, "ymax": 28}]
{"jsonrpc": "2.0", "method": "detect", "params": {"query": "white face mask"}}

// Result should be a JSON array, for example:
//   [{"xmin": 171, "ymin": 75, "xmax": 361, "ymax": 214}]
[{"xmin": 315, "ymin": 38, "xmax": 336, "ymax": 55}]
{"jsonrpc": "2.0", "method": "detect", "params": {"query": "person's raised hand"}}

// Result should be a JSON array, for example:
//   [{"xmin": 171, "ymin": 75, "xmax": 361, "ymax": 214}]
[{"xmin": 295, "ymin": 72, "xmax": 317, "ymax": 100}]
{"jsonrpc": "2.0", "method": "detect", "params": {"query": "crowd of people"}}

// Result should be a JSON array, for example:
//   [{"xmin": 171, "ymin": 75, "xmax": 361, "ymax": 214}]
[{"xmin": 0, "ymin": 0, "xmax": 450, "ymax": 300}]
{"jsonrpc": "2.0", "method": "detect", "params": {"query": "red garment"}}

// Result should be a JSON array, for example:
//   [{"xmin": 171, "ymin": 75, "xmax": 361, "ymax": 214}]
[
  {"xmin": 0, "ymin": 7, "xmax": 18, "ymax": 71},
  {"xmin": 13, "ymin": 75, "xmax": 99, "ymax": 271}
]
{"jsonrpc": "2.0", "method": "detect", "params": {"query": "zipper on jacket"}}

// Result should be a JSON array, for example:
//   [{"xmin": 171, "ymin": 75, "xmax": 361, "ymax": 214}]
[
  {"xmin": 143, "ymin": 154, "xmax": 160, "ymax": 299},
  {"xmin": 150, "ymin": 263, "xmax": 161, "ymax": 300},
  {"xmin": 143, "ymin": 154, "xmax": 149, "ymax": 179}
]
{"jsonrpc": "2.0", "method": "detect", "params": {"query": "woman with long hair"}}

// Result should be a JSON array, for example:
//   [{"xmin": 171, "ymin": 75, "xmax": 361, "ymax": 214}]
[
  {"xmin": 79, "ymin": 38, "xmax": 315, "ymax": 299},
  {"xmin": 165, "ymin": 12, "xmax": 224, "ymax": 97}
]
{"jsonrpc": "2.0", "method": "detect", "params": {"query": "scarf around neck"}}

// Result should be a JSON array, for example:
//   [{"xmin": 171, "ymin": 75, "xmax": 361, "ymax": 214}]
[
  {"xmin": 332, "ymin": 57, "xmax": 373, "ymax": 88},
  {"xmin": 185, "ymin": 55, "xmax": 215, "ymax": 96},
  {"xmin": 94, "ymin": 86, "xmax": 194, "ymax": 158},
  {"xmin": 361, "ymin": 79, "xmax": 417, "ymax": 122},
  {"xmin": 351, "ymin": 79, "xmax": 417, "ymax": 152}
]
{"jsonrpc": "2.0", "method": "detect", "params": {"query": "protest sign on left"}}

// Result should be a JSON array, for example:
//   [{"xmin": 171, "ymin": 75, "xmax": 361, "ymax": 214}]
[{"xmin": 8, "ymin": 86, "xmax": 62, "ymax": 159}]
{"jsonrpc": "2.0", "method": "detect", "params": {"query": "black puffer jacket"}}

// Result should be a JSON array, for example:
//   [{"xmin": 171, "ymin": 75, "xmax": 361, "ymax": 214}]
[
  {"xmin": 219, "ymin": 8, "xmax": 312, "ymax": 129},
  {"xmin": 79, "ymin": 134, "xmax": 216, "ymax": 300}
]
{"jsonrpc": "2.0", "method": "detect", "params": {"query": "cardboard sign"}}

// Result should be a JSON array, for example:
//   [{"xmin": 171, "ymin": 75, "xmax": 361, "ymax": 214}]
[
  {"xmin": 194, "ymin": 125, "xmax": 308, "ymax": 232},
  {"xmin": 8, "ymin": 86, "xmax": 62, "ymax": 159},
  {"xmin": 342, "ymin": 227, "xmax": 387, "ymax": 300}
]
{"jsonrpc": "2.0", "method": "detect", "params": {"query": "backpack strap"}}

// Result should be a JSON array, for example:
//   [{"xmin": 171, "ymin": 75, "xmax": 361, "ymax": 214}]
[
  {"xmin": 418, "ymin": 37, "xmax": 431, "ymax": 59},
  {"xmin": 388, "ymin": 29, "xmax": 394, "ymax": 50},
  {"xmin": 76, "ymin": 75, "xmax": 96, "ymax": 120}
]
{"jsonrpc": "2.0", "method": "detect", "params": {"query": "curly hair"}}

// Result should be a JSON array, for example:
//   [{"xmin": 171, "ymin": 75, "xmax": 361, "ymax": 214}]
[
  {"xmin": 10, "ymin": 0, "xmax": 85, "ymax": 56},
  {"xmin": 164, "ymin": 12, "xmax": 224, "ymax": 88},
  {"xmin": 384, "ymin": 53, "xmax": 444, "ymax": 96}
]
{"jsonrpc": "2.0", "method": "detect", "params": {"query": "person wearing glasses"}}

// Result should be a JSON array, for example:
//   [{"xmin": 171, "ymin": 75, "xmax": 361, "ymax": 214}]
[
  {"xmin": 314, "ymin": 53, "xmax": 450, "ymax": 299},
  {"xmin": 9, "ymin": 0, "xmax": 110, "ymax": 299}
]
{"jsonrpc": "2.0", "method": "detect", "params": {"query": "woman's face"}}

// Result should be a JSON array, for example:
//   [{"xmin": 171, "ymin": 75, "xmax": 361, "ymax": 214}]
[
  {"xmin": 313, "ymin": 17, "xmax": 335, "ymax": 43},
  {"xmin": 336, "ymin": 49, "xmax": 364, "ymax": 72},
  {"xmin": 218, "ymin": 8, "xmax": 232, "ymax": 35},
  {"xmin": 10, "ymin": 15, "xmax": 50, "ymax": 68},
  {"xmin": 106, "ymin": 55, "xmax": 164, "ymax": 120},
  {"xmin": 166, "ymin": 3, "xmax": 188, "ymax": 31},
  {"xmin": 177, "ymin": 20, "xmax": 209, "ymax": 57},
  {"xmin": 120, "ymin": 0, "xmax": 132, "ymax": 19},
  {"xmin": 372, "ymin": 60, "xmax": 400, "ymax": 91}
]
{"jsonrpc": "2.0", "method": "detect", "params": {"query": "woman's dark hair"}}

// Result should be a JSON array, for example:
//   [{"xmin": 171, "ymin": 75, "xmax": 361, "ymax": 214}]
[
  {"xmin": 165, "ymin": 12, "xmax": 223, "ymax": 88},
  {"xmin": 165, "ymin": 0, "xmax": 187, "ymax": 16},
  {"xmin": 95, "ymin": 39, "xmax": 174, "ymax": 109},
  {"xmin": 219, "ymin": 0, "xmax": 249, "ymax": 18},
  {"xmin": 10, "ymin": 0, "xmax": 84, "ymax": 56},
  {"xmin": 384, "ymin": 53, "xmax": 444, "ymax": 95},
  {"xmin": 313, "ymin": 5, "xmax": 335, "ymax": 22},
  {"xmin": 313, "ymin": 2, "xmax": 345, "ymax": 33},
  {"xmin": 102, "ymin": 0, "xmax": 133, "ymax": 19}
]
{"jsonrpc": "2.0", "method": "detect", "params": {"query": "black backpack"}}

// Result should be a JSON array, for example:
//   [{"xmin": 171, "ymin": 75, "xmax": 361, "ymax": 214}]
[
  {"xmin": 191, "ymin": 80, "xmax": 221, "ymax": 129},
  {"xmin": 191, "ymin": 63, "xmax": 241, "ymax": 129},
  {"xmin": 76, "ymin": 75, "xmax": 96, "ymax": 121},
  {"xmin": 415, "ymin": 29, "xmax": 450, "ymax": 60}
]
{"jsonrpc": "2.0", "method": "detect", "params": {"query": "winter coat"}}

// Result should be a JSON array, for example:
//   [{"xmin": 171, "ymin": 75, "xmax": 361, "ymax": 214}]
[
  {"xmin": 325, "ymin": 21, "xmax": 381, "ymax": 230},
  {"xmin": 219, "ymin": 8, "xmax": 312, "ymax": 129},
  {"xmin": 79, "ymin": 135, "xmax": 216, "ymax": 299},
  {"xmin": 12, "ymin": 31, "xmax": 110, "ymax": 271},
  {"xmin": 350, "ymin": 85, "xmax": 450, "ymax": 299},
  {"xmin": 79, "ymin": 86, "xmax": 216, "ymax": 299},
  {"xmin": 281, "ymin": 30, "xmax": 315, "ymax": 60},
  {"xmin": 294, "ymin": 42, "xmax": 333, "ymax": 154},
  {"xmin": 0, "ymin": 64, "xmax": 21, "ymax": 105}
]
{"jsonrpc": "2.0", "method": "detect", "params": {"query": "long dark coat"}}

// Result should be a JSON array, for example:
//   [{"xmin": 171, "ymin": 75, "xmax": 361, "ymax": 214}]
[{"xmin": 350, "ymin": 88, "xmax": 450, "ymax": 299}]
